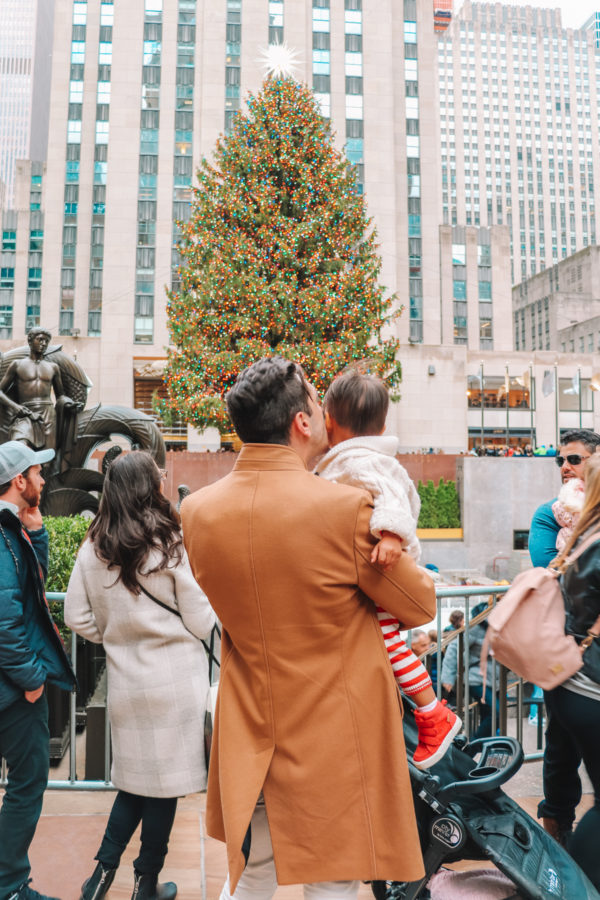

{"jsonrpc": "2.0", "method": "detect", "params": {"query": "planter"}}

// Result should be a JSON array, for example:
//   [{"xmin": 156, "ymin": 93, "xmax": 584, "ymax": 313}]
[{"xmin": 417, "ymin": 528, "xmax": 464, "ymax": 540}]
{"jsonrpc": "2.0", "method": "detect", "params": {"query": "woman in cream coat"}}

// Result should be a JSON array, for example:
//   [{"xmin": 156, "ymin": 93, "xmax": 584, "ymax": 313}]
[{"xmin": 65, "ymin": 451, "xmax": 215, "ymax": 900}]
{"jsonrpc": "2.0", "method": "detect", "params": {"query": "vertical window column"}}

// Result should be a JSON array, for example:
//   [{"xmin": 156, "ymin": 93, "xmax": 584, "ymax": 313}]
[
  {"xmin": 88, "ymin": 0, "xmax": 114, "ymax": 337},
  {"xmin": 134, "ymin": 0, "xmax": 163, "ymax": 344},
  {"xmin": 172, "ymin": 0, "xmax": 197, "ymax": 293},
  {"xmin": 404, "ymin": 0, "xmax": 421, "ymax": 342},
  {"xmin": 0, "ymin": 212, "xmax": 17, "ymax": 338},
  {"xmin": 269, "ymin": 0, "xmax": 283, "ymax": 45},
  {"xmin": 27, "ymin": 165, "xmax": 44, "ymax": 330},
  {"xmin": 312, "ymin": 0, "xmax": 330, "ymax": 119},
  {"xmin": 60, "ymin": 0, "xmax": 87, "ymax": 335},
  {"xmin": 478, "ymin": 237, "xmax": 493, "ymax": 349},
  {"xmin": 225, "ymin": 0, "xmax": 241, "ymax": 134},
  {"xmin": 345, "ymin": 0, "xmax": 363, "ymax": 193},
  {"xmin": 452, "ymin": 231, "xmax": 467, "ymax": 345}
]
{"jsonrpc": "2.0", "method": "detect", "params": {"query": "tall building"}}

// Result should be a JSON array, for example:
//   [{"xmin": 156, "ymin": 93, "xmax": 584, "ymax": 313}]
[
  {"xmin": 512, "ymin": 244, "xmax": 600, "ymax": 352},
  {"xmin": 0, "ymin": 0, "xmax": 54, "ymax": 207},
  {"xmin": 438, "ymin": 1, "xmax": 600, "ymax": 284},
  {"xmin": 583, "ymin": 11, "xmax": 600, "ymax": 49},
  {"xmin": 2, "ymin": 0, "xmax": 442, "ymax": 405}
]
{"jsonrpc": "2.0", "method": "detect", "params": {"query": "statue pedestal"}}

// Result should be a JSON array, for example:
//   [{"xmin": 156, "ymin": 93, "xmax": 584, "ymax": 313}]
[{"xmin": 187, "ymin": 424, "xmax": 220, "ymax": 452}]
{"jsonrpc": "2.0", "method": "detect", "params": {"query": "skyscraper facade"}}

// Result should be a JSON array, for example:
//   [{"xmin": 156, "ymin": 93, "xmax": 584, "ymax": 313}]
[
  {"xmin": 12, "ymin": 0, "xmax": 442, "ymax": 404},
  {"xmin": 438, "ymin": 1, "xmax": 599, "ymax": 287},
  {"xmin": 0, "ymin": 0, "xmax": 54, "ymax": 207}
]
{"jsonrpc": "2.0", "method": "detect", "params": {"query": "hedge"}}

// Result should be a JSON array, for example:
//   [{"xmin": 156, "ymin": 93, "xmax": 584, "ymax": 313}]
[
  {"xmin": 417, "ymin": 478, "xmax": 461, "ymax": 528},
  {"xmin": 45, "ymin": 515, "xmax": 90, "ymax": 638}
]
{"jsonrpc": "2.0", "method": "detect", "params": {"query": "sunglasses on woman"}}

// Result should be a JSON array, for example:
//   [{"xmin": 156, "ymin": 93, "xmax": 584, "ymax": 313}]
[{"xmin": 555, "ymin": 454, "xmax": 590, "ymax": 467}]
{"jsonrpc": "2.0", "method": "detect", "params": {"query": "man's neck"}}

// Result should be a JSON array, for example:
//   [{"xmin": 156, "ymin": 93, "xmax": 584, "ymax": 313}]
[{"xmin": 0, "ymin": 487, "xmax": 26, "ymax": 511}]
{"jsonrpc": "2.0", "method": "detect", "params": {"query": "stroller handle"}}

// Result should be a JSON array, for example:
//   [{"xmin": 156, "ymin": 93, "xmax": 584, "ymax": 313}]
[{"xmin": 436, "ymin": 735, "xmax": 524, "ymax": 802}]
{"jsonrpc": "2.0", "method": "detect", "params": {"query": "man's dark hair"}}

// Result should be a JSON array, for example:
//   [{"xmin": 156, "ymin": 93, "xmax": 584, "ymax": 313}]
[
  {"xmin": 560, "ymin": 429, "xmax": 600, "ymax": 453},
  {"xmin": 323, "ymin": 369, "xmax": 389, "ymax": 436},
  {"xmin": 226, "ymin": 358, "xmax": 312, "ymax": 444}
]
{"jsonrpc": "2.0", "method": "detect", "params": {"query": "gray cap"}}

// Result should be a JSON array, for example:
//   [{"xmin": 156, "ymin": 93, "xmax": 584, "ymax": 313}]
[{"xmin": 0, "ymin": 441, "xmax": 54, "ymax": 483}]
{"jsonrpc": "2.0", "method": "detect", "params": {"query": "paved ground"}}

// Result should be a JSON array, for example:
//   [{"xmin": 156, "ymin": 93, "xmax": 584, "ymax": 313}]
[{"xmin": 14, "ymin": 718, "xmax": 595, "ymax": 900}]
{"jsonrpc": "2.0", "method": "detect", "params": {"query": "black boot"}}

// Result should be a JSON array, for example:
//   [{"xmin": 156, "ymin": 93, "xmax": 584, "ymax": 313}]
[
  {"xmin": 79, "ymin": 863, "xmax": 117, "ymax": 900},
  {"xmin": 130, "ymin": 871, "xmax": 177, "ymax": 900}
]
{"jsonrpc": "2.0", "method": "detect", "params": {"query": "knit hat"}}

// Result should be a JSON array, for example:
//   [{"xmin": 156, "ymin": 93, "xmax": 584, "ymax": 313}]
[{"xmin": 0, "ymin": 441, "xmax": 54, "ymax": 482}]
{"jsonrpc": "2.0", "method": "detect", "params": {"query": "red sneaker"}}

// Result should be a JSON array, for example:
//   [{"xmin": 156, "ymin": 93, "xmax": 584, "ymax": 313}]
[{"xmin": 412, "ymin": 700, "xmax": 462, "ymax": 770}]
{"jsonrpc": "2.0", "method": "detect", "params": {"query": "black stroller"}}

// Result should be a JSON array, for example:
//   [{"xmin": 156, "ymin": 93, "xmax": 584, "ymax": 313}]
[{"xmin": 371, "ymin": 707, "xmax": 600, "ymax": 900}]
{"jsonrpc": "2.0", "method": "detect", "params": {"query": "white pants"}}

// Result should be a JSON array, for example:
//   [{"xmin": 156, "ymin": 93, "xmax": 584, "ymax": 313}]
[{"xmin": 219, "ymin": 800, "xmax": 360, "ymax": 900}]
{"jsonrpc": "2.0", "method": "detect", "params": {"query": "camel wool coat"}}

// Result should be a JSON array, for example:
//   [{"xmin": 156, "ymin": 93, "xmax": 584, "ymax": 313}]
[
  {"xmin": 181, "ymin": 444, "xmax": 437, "ymax": 890},
  {"xmin": 65, "ymin": 540, "xmax": 215, "ymax": 797}
]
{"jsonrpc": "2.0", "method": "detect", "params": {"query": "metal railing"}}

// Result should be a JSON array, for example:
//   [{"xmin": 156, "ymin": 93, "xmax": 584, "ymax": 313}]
[
  {"xmin": 0, "ymin": 584, "xmax": 544, "ymax": 792},
  {"xmin": 418, "ymin": 584, "xmax": 545, "ymax": 762}
]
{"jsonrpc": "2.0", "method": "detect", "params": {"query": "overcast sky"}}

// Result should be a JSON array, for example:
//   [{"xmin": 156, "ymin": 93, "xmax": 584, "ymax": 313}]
[{"xmin": 455, "ymin": 0, "xmax": 599, "ymax": 29}]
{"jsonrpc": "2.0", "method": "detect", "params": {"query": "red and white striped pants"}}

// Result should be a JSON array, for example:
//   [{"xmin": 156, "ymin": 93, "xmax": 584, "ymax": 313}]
[{"xmin": 377, "ymin": 606, "xmax": 432, "ymax": 696}]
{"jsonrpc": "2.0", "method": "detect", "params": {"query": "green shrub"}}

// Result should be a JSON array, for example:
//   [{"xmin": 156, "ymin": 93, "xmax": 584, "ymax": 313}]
[
  {"xmin": 417, "ymin": 479, "xmax": 461, "ymax": 529},
  {"xmin": 45, "ymin": 515, "xmax": 89, "ymax": 637}
]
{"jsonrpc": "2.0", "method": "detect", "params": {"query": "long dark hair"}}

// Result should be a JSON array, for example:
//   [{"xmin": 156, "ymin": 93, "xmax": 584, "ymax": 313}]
[{"xmin": 88, "ymin": 450, "xmax": 183, "ymax": 593}]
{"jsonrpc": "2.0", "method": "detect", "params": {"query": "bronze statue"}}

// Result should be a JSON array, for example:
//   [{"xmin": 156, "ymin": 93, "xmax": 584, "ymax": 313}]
[
  {"xmin": 0, "ymin": 327, "xmax": 77, "ymax": 454},
  {"xmin": 0, "ymin": 328, "xmax": 166, "ymax": 515}
]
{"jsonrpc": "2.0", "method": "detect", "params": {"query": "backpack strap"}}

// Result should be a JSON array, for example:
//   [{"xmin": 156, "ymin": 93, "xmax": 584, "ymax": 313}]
[{"xmin": 562, "ymin": 529, "xmax": 600, "ymax": 568}]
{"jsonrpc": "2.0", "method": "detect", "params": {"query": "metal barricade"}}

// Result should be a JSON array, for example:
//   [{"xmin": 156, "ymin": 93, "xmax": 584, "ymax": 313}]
[{"xmin": 0, "ymin": 583, "xmax": 545, "ymax": 792}]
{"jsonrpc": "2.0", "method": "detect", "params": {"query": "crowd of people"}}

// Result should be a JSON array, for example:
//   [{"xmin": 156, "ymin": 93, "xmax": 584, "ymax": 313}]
[{"xmin": 0, "ymin": 364, "xmax": 599, "ymax": 900}]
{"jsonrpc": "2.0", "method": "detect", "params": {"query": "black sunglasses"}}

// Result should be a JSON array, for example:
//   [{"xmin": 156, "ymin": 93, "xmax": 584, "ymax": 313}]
[{"xmin": 555, "ymin": 454, "xmax": 591, "ymax": 468}]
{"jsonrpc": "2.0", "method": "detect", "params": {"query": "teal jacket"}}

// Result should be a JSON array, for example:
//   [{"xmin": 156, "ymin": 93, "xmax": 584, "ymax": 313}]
[
  {"xmin": 529, "ymin": 499, "xmax": 560, "ymax": 568},
  {"xmin": 0, "ymin": 507, "xmax": 75, "ymax": 711}
]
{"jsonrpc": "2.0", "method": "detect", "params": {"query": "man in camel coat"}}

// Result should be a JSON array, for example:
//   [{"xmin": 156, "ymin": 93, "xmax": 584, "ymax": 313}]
[{"xmin": 182, "ymin": 358, "xmax": 436, "ymax": 900}]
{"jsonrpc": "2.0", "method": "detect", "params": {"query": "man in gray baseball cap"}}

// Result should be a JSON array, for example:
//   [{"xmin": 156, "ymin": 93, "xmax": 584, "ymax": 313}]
[{"xmin": 0, "ymin": 441, "xmax": 76, "ymax": 900}]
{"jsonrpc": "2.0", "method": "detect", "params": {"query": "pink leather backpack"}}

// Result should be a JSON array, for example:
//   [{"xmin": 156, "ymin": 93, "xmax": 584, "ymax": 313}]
[{"xmin": 483, "ymin": 531, "xmax": 600, "ymax": 690}]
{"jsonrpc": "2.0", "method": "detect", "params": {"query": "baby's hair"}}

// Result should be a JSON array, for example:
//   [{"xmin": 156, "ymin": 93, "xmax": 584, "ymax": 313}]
[{"xmin": 324, "ymin": 368, "xmax": 389, "ymax": 436}]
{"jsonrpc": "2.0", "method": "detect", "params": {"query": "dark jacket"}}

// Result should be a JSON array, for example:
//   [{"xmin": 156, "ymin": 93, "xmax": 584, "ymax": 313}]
[
  {"xmin": 561, "ymin": 537, "xmax": 600, "ymax": 682},
  {"xmin": 0, "ymin": 507, "xmax": 75, "ymax": 712}
]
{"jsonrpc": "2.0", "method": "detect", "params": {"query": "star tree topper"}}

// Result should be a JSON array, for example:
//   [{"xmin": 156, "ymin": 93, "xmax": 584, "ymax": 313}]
[{"xmin": 258, "ymin": 41, "xmax": 301, "ymax": 79}]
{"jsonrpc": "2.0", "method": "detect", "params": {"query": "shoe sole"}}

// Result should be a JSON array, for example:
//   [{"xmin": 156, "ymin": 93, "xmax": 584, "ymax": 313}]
[{"xmin": 412, "ymin": 715, "xmax": 463, "ymax": 770}]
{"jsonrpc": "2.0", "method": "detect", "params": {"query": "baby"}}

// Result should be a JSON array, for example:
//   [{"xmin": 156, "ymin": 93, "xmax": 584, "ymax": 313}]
[
  {"xmin": 315, "ymin": 368, "xmax": 461, "ymax": 769},
  {"xmin": 552, "ymin": 477, "xmax": 585, "ymax": 554}
]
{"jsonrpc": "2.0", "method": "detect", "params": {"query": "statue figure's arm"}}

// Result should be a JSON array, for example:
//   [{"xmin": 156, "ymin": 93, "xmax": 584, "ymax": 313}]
[
  {"xmin": 52, "ymin": 364, "xmax": 76, "ymax": 407},
  {"xmin": 0, "ymin": 361, "xmax": 32, "ymax": 417}
]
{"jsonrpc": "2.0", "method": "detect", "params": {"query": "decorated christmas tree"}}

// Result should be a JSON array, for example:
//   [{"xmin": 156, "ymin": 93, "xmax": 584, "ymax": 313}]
[{"xmin": 165, "ymin": 67, "xmax": 402, "ymax": 431}]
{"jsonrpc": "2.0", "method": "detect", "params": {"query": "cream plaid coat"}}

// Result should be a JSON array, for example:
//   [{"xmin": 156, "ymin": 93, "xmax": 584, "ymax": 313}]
[{"xmin": 65, "ymin": 539, "xmax": 215, "ymax": 797}]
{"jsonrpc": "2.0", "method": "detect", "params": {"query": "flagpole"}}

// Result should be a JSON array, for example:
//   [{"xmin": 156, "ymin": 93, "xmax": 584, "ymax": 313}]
[
  {"xmin": 578, "ymin": 366, "xmax": 582, "ymax": 429},
  {"xmin": 505, "ymin": 362, "xmax": 510, "ymax": 447},
  {"xmin": 554, "ymin": 363, "xmax": 559, "ymax": 449},
  {"xmin": 480, "ymin": 360, "xmax": 484, "ymax": 450},
  {"xmin": 529, "ymin": 361, "xmax": 534, "ymax": 448}
]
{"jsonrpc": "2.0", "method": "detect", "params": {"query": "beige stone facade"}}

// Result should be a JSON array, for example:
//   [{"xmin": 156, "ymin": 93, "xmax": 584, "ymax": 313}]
[{"xmin": 513, "ymin": 244, "xmax": 600, "ymax": 353}]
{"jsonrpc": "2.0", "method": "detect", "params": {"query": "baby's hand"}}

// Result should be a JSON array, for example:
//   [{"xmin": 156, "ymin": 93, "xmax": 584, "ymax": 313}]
[{"xmin": 371, "ymin": 532, "xmax": 404, "ymax": 571}]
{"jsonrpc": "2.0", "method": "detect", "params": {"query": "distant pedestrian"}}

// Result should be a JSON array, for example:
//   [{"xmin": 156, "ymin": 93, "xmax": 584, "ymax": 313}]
[{"xmin": 444, "ymin": 609, "xmax": 464, "ymax": 633}]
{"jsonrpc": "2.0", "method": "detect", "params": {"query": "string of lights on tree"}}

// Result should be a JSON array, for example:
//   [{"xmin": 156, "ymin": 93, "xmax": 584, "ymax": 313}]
[{"xmin": 164, "ymin": 55, "xmax": 402, "ymax": 431}]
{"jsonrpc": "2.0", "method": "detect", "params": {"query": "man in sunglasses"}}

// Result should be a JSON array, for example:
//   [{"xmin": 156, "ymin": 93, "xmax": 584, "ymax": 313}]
[{"xmin": 529, "ymin": 429, "xmax": 600, "ymax": 568}]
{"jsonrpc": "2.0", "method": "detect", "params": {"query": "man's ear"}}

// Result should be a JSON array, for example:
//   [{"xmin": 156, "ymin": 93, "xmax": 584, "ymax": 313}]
[
  {"xmin": 290, "ymin": 409, "xmax": 311, "ymax": 441},
  {"xmin": 12, "ymin": 473, "xmax": 26, "ymax": 491}
]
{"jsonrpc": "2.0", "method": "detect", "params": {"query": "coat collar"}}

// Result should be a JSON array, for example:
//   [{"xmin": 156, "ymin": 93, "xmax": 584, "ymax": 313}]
[{"xmin": 233, "ymin": 443, "xmax": 308, "ymax": 472}]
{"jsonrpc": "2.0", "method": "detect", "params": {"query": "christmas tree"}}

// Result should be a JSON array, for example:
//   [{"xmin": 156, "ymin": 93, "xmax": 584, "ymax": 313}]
[{"xmin": 165, "ymin": 71, "xmax": 401, "ymax": 431}]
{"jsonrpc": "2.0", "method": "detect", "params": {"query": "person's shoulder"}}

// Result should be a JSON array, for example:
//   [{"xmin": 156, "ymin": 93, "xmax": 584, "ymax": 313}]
[{"xmin": 531, "ymin": 498, "xmax": 558, "ymax": 525}]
